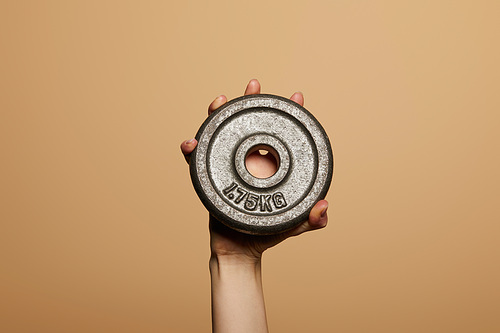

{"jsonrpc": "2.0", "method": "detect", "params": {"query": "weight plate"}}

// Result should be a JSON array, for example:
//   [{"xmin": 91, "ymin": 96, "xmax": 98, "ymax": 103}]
[{"xmin": 190, "ymin": 94, "xmax": 333, "ymax": 235}]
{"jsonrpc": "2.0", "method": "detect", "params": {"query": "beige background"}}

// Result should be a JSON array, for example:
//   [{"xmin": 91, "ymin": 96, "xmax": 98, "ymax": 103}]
[{"xmin": 1, "ymin": 1, "xmax": 499, "ymax": 332}]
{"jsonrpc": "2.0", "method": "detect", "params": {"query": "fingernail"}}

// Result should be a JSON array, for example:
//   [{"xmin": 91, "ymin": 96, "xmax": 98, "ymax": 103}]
[
  {"xmin": 186, "ymin": 138, "xmax": 195, "ymax": 144},
  {"xmin": 320, "ymin": 205, "xmax": 328, "ymax": 217}
]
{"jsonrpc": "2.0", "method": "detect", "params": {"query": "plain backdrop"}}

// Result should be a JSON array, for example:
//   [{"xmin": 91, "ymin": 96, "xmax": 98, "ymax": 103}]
[{"xmin": 1, "ymin": 1, "xmax": 499, "ymax": 332}]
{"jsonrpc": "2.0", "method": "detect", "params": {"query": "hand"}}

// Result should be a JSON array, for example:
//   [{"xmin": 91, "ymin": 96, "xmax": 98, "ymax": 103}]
[{"xmin": 181, "ymin": 79, "xmax": 329, "ymax": 264}]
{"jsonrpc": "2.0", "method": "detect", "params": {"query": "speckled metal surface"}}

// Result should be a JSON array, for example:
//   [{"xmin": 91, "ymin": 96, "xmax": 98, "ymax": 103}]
[{"xmin": 190, "ymin": 94, "xmax": 333, "ymax": 235}]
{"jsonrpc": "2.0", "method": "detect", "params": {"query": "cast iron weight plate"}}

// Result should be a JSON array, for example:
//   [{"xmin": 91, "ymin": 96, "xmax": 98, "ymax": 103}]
[{"xmin": 190, "ymin": 94, "xmax": 333, "ymax": 235}]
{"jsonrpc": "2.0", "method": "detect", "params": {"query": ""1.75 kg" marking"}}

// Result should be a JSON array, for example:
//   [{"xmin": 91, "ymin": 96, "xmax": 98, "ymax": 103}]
[{"xmin": 222, "ymin": 182, "xmax": 287, "ymax": 212}]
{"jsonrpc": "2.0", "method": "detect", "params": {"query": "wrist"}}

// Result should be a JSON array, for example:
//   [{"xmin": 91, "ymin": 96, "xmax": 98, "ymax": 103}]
[{"xmin": 210, "ymin": 252, "xmax": 262, "ymax": 269}]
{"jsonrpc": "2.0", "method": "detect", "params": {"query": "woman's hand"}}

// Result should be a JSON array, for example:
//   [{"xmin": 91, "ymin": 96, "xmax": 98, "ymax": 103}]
[
  {"xmin": 181, "ymin": 79, "xmax": 329, "ymax": 333},
  {"xmin": 180, "ymin": 79, "xmax": 329, "ymax": 263}
]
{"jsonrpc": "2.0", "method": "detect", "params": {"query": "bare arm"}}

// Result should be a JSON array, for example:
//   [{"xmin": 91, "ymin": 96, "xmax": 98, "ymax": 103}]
[{"xmin": 210, "ymin": 251, "xmax": 267, "ymax": 332}]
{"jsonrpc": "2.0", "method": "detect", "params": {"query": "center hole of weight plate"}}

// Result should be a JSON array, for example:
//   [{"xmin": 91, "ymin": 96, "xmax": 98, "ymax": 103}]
[{"xmin": 245, "ymin": 144, "xmax": 279, "ymax": 179}]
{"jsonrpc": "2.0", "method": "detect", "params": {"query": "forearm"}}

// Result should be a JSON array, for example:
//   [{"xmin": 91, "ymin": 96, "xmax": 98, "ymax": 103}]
[{"xmin": 210, "ymin": 254, "xmax": 268, "ymax": 333}]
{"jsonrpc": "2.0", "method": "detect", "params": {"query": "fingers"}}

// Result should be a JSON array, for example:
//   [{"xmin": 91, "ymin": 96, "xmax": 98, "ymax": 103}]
[
  {"xmin": 210, "ymin": 81, "xmax": 300, "ymax": 115},
  {"xmin": 180, "ymin": 138, "xmax": 197, "ymax": 164},
  {"xmin": 245, "ymin": 150, "xmax": 279, "ymax": 178},
  {"xmin": 245, "ymin": 80, "xmax": 303, "ymax": 106},
  {"xmin": 244, "ymin": 79, "xmax": 261, "ymax": 95},
  {"xmin": 284, "ymin": 200, "xmax": 328, "ymax": 238},
  {"xmin": 290, "ymin": 91, "xmax": 304, "ymax": 106},
  {"xmin": 187, "ymin": 80, "xmax": 304, "ymax": 167},
  {"xmin": 208, "ymin": 95, "xmax": 227, "ymax": 115}
]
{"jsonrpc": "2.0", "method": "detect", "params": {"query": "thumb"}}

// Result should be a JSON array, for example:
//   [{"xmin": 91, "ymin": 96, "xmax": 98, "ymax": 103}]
[{"xmin": 280, "ymin": 200, "xmax": 329, "ymax": 240}]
